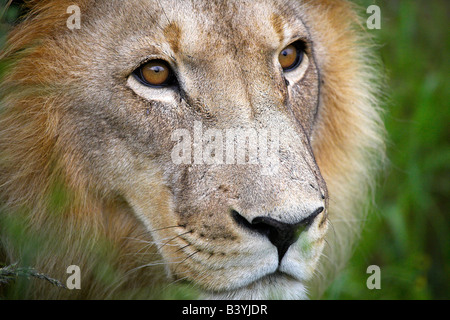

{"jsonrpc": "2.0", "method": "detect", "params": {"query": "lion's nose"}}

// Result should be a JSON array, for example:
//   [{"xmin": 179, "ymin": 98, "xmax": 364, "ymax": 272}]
[{"xmin": 232, "ymin": 207, "xmax": 324, "ymax": 262}]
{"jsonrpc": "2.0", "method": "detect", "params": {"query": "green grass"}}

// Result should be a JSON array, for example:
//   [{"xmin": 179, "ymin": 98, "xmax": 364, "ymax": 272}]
[
  {"xmin": 324, "ymin": 0, "xmax": 449, "ymax": 300},
  {"xmin": 1, "ymin": 0, "xmax": 449, "ymax": 300}
]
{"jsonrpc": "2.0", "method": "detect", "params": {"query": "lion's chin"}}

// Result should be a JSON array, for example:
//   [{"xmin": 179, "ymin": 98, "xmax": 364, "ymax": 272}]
[{"xmin": 200, "ymin": 272, "xmax": 309, "ymax": 300}]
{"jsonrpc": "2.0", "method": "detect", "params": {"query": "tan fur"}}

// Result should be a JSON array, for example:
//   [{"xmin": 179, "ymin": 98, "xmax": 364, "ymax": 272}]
[{"xmin": 0, "ymin": 0, "xmax": 384, "ymax": 299}]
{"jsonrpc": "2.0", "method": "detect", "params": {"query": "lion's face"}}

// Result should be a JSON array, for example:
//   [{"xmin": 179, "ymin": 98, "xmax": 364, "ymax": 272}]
[
  {"xmin": 58, "ymin": 0, "xmax": 331, "ymax": 299},
  {"xmin": 0, "ymin": 0, "xmax": 386, "ymax": 300}
]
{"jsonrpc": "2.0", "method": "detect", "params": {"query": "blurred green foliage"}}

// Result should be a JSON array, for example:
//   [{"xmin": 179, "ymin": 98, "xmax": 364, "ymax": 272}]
[
  {"xmin": 325, "ymin": 0, "xmax": 449, "ymax": 300},
  {"xmin": 0, "ymin": 0, "xmax": 448, "ymax": 300}
]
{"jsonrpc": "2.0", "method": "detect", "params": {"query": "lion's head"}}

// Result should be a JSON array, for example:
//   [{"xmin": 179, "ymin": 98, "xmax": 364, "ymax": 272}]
[{"xmin": 0, "ymin": 0, "xmax": 384, "ymax": 299}]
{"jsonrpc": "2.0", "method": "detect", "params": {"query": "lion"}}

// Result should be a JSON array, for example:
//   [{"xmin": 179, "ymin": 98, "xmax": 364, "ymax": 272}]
[{"xmin": 0, "ymin": 0, "xmax": 385, "ymax": 299}]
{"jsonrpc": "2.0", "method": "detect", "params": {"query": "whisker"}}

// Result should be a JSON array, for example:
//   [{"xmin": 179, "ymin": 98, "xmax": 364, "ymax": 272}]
[
  {"xmin": 148, "ymin": 225, "xmax": 182, "ymax": 233},
  {"xmin": 326, "ymin": 217, "xmax": 338, "ymax": 241},
  {"xmin": 160, "ymin": 231, "xmax": 192, "ymax": 250},
  {"xmin": 175, "ymin": 243, "xmax": 191, "ymax": 253},
  {"xmin": 330, "ymin": 218, "xmax": 367, "ymax": 222},
  {"xmin": 126, "ymin": 258, "xmax": 185, "ymax": 275},
  {"xmin": 125, "ymin": 232, "xmax": 188, "ymax": 247},
  {"xmin": 173, "ymin": 250, "xmax": 200, "ymax": 275},
  {"xmin": 123, "ymin": 237, "xmax": 182, "ymax": 257},
  {"xmin": 167, "ymin": 274, "xmax": 190, "ymax": 286},
  {"xmin": 125, "ymin": 225, "xmax": 182, "ymax": 241},
  {"xmin": 318, "ymin": 249, "xmax": 333, "ymax": 265},
  {"xmin": 323, "ymin": 238, "xmax": 333, "ymax": 253}
]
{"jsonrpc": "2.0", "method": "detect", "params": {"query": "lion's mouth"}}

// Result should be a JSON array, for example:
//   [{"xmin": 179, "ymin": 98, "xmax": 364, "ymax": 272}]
[
  {"xmin": 171, "ymin": 249, "xmax": 313, "ymax": 299},
  {"xmin": 199, "ymin": 271, "xmax": 309, "ymax": 300}
]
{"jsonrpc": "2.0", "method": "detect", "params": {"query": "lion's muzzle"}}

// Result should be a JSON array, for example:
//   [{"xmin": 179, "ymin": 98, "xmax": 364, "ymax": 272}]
[{"xmin": 231, "ymin": 206, "xmax": 324, "ymax": 262}]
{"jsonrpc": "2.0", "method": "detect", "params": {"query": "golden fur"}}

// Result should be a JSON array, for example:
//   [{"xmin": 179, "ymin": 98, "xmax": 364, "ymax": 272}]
[{"xmin": 0, "ymin": 0, "xmax": 384, "ymax": 299}]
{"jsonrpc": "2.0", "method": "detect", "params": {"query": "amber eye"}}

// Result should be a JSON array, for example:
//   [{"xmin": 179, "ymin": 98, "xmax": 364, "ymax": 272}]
[
  {"xmin": 134, "ymin": 59, "xmax": 174, "ymax": 87},
  {"xmin": 278, "ymin": 42, "xmax": 304, "ymax": 71}
]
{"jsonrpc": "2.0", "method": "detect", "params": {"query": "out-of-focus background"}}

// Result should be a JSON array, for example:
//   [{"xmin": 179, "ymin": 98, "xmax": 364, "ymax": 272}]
[
  {"xmin": 324, "ymin": 0, "xmax": 449, "ymax": 300},
  {"xmin": 0, "ymin": 0, "xmax": 448, "ymax": 300}
]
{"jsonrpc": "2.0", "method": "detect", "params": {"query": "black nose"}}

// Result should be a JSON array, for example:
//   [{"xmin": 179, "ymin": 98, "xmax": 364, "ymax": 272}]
[{"xmin": 232, "ymin": 207, "xmax": 324, "ymax": 262}]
